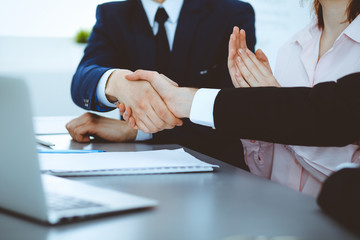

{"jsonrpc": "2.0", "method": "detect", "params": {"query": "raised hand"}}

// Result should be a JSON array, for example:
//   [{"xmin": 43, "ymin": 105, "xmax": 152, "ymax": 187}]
[
  {"xmin": 105, "ymin": 69, "xmax": 183, "ymax": 133},
  {"xmin": 65, "ymin": 113, "xmax": 137, "ymax": 142},
  {"xmin": 120, "ymin": 70, "xmax": 198, "ymax": 132},
  {"xmin": 228, "ymin": 27, "xmax": 280, "ymax": 87},
  {"xmin": 236, "ymin": 47, "xmax": 280, "ymax": 87},
  {"xmin": 228, "ymin": 26, "xmax": 250, "ymax": 87}
]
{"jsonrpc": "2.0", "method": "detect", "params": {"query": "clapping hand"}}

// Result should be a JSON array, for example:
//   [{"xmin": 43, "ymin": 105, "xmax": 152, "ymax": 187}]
[{"xmin": 228, "ymin": 27, "xmax": 280, "ymax": 87}]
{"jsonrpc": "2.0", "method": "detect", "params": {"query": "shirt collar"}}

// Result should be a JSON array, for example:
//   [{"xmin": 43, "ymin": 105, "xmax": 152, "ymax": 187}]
[
  {"xmin": 290, "ymin": 19, "xmax": 319, "ymax": 48},
  {"xmin": 141, "ymin": 0, "xmax": 184, "ymax": 27},
  {"xmin": 292, "ymin": 14, "xmax": 360, "ymax": 47},
  {"xmin": 343, "ymin": 14, "xmax": 360, "ymax": 44}
]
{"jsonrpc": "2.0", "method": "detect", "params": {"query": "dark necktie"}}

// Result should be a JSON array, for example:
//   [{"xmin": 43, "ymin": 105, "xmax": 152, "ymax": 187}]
[{"xmin": 155, "ymin": 7, "xmax": 171, "ymax": 75}]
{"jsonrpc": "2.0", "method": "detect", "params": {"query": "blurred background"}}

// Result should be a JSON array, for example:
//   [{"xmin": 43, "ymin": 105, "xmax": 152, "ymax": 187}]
[{"xmin": 0, "ymin": 0, "xmax": 311, "ymax": 118}]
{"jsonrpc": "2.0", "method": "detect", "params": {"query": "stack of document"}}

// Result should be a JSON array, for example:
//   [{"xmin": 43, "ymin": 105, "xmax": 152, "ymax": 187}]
[{"xmin": 39, "ymin": 148, "xmax": 219, "ymax": 176}]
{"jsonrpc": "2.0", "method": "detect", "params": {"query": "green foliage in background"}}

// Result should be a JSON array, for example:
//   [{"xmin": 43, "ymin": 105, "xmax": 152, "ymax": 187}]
[{"xmin": 75, "ymin": 29, "xmax": 91, "ymax": 44}]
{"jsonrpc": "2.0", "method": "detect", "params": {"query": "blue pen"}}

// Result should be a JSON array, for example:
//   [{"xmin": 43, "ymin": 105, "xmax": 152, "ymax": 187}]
[{"xmin": 38, "ymin": 149, "xmax": 105, "ymax": 154}]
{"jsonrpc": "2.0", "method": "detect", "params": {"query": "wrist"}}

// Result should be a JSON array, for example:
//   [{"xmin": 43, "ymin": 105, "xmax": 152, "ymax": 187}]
[
  {"xmin": 105, "ymin": 69, "xmax": 132, "ymax": 102},
  {"xmin": 175, "ymin": 88, "xmax": 198, "ymax": 118}
]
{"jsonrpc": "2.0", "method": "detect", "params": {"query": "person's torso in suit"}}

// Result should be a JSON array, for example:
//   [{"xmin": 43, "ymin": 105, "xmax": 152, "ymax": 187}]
[{"xmin": 71, "ymin": 0, "xmax": 256, "ymax": 167}]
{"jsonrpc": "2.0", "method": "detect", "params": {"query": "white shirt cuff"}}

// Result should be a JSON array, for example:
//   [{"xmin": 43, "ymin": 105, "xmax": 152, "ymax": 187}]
[
  {"xmin": 135, "ymin": 130, "xmax": 153, "ymax": 141},
  {"xmin": 189, "ymin": 88, "xmax": 220, "ymax": 129},
  {"xmin": 96, "ymin": 69, "xmax": 119, "ymax": 108}
]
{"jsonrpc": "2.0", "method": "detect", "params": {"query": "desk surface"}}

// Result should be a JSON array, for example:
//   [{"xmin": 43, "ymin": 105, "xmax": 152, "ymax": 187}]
[{"xmin": 1, "ymin": 135, "xmax": 358, "ymax": 240}]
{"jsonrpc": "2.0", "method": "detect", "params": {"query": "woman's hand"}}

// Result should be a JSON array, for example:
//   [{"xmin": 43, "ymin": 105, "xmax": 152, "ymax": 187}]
[
  {"xmin": 228, "ymin": 27, "xmax": 280, "ymax": 87},
  {"xmin": 228, "ymin": 27, "xmax": 250, "ymax": 87},
  {"xmin": 236, "ymin": 47, "xmax": 281, "ymax": 87}
]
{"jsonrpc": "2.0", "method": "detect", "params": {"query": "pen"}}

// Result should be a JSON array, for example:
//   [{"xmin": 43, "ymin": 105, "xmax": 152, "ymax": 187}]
[
  {"xmin": 36, "ymin": 138, "xmax": 55, "ymax": 147},
  {"xmin": 38, "ymin": 149, "xmax": 105, "ymax": 154}
]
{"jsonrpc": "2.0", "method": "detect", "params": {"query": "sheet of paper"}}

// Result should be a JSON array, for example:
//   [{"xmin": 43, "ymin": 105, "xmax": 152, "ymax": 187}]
[
  {"xmin": 33, "ymin": 116, "xmax": 75, "ymax": 135},
  {"xmin": 39, "ymin": 148, "xmax": 219, "ymax": 174}
]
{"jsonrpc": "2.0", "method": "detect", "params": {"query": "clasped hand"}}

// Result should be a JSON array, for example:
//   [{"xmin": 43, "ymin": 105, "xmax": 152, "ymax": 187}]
[
  {"xmin": 105, "ymin": 69, "xmax": 183, "ymax": 133},
  {"xmin": 118, "ymin": 71, "xmax": 197, "ymax": 132}
]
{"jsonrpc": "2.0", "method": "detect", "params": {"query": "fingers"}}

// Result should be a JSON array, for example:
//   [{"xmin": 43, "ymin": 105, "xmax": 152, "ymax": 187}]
[
  {"xmin": 146, "ymin": 90, "xmax": 182, "ymax": 128},
  {"xmin": 239, "ymin": 29, "xmax": 247, "ymax": 50},
  {"xmin": 229, "ymin": 27, "xmax": 239, "ymax": 56},
  {"xmin": 123, "ymin": 70, "xmax": 182, "ymax": 131},
  {"xmin": 228, "ymin": 48, "xmax": 238, "ymax": 86},
  {"xmin": 117, "ymin": 102, "xmax": 126, "ymax": 116},
  {"xmin": 125, "ymin": 69, "xmax": 156, "ymax": 84},
  {"xmin": 237, "ymin": 49, "xmax": 262, "ymax": 86},
  {"xmin": 71, "ymin": 124, "xmax": 92, "ymax": 142},
  {"xmin": 122, "ymin": 106, "xmax": 132, "ymax": 122},
  {"xmin": 151, "ymin": 98, "xmax": 182, "ymax": 129},
  {"xmin": 131, "ymin": 108, "xmax": 161, "ymax": 133},
  {"xmin": 236, "ymin": 49, "xmax": 280, "ymax": 87},
  {"xmin": 244, "ymin": 48, "xmax": 271, "ymax": 77},
  {"xmin": 130, "ymin": 96, "xmax": 180, "ymax": 133},
  {"xmin": 133, "ymin": 118, "xmax": 151, "ymax": 134},
  {"xmin": 128, "ymin": 116, "xmax": 136, "ymax": 129},
  {"xmin": 228, "ymin": 27, "xmax": 242, "ymax": 88},
  {"xmin": 235, "ymin": 54, "xmax": 258, "ymax": 87},
  {"xmin": 65, "ymin": 113, "xmax": 97, "ymax": 142},
  {"xmin": 234, "ymin": 71, "xmax": 250, "ymax": 87}
]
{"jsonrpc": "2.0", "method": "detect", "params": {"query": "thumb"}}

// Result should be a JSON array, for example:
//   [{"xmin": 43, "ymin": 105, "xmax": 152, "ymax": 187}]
[
  {"xmin": 125, "ymin": 69, "xmax": 154, "ymax": 83},
  {"xmin": 256, "ymin": 49, "xmax": 272, "ymax": 73}
]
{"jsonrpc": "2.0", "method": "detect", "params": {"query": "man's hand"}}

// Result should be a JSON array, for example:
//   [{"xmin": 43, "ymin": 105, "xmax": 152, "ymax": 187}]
[
  {"xmin": 121, "ymin": 71, "xmax": 198, "ymax": 131},
  {"xmin": 66, "ymin": 113, "xmax": 137, "ymax": 142},
  {"xmin": 105, "ymin": 69, "xmax": 182, "ymax": 133}
]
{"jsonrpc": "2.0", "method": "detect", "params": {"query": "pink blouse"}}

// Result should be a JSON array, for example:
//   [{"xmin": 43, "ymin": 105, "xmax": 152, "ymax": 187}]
[{"xmin": 242, "ymin": 16, "xmax": 360, "ymax": 197}]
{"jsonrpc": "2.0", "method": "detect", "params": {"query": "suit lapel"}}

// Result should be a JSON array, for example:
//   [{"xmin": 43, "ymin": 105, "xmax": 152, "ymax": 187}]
[
  {"xmin": 169, "ymin": 0, "xmax": 205, "ymax": 85},
  {"xmin": 131, "ymin": 0, "xmax": 156, "ymax": 70}
]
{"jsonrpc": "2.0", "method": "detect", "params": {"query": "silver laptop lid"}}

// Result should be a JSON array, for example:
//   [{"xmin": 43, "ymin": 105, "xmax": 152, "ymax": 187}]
[
  {"xmin": 0, "ymin": 76, "xmax": 48, "ymax": 222},
  {"xmin": 0, "ymin": 76, "xmax": 157, "ymax": 224}
]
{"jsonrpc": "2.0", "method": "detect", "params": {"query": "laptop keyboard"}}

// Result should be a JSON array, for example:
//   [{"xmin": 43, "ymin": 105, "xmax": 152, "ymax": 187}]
[{"xmin": 46, "ymin": 192, "xmax": 104, "ymax": 211}]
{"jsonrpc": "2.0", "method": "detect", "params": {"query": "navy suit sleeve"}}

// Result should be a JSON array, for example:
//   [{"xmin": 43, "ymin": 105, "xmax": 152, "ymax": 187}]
[{"xmin": 71, "ymin": 5, "xmax": 119, "ymax": 112}]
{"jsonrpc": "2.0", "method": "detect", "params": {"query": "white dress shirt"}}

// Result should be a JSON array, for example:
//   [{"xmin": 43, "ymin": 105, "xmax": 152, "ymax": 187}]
[
  {"xmin": 189, "ymin": 89, "xmax": 220, "ymax": 129},
  {"xmin": 96, "ymin": 0, "xmax": 184, "ymax": 141}
]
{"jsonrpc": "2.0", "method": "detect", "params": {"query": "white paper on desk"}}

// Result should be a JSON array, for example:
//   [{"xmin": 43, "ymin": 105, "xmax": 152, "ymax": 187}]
[
  {"xmin": 33, "ymin": 116, "xmax": 75, "ymax": 135},
  {"xmin": 38, "ymin": 148, "xmax": 219, "ymax": 176}
]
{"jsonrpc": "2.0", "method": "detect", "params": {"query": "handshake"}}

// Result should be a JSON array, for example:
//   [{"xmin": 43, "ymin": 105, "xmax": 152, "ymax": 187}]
[
  {"xmin": 108, "ymin": 26, "xmax": 278, "ymax": 134},
  {"xmin": 66, "ymin": 27, "xmax": 278, "ymax": 142},
  {"xmin": 107, "ymin": 69, "xmax": 198, "ymax": 134}
]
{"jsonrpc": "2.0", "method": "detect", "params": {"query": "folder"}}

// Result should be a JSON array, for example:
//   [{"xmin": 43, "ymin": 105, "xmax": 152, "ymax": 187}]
[{"xmin": 39, "ymin": 148, "xmax": 219, "ymax": 176}]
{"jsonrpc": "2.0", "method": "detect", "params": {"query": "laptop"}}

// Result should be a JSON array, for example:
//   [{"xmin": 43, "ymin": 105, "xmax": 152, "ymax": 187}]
[{"xmin": 0, "ymin": 76, "xmax": 157, "ymax": 224}]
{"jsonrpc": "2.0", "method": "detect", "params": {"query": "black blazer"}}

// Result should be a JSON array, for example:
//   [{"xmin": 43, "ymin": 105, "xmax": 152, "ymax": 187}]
[
  {"xmin": 317, "ymin": 167, "xmax": 360, "ymax": 236},
  {"xmin": 71, "ymin": 0, "xmax": 256, "ymax": 165},
  {"xmin": 214, "ymin": 72, "xmax": 360, "ymax": 146}
]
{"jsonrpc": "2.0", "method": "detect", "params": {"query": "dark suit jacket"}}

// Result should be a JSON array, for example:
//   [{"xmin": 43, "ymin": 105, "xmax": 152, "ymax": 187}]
[
  {"xmin": 317, "ymin": 167, "xmax": 360, "ymax": 236},
  {"xmin": 71, "ymin": 0, "xmax": 256, "ymax": 167},
  {"xmin": 214, "ymin": 72, "xmax": 360, "ymax": 146}
]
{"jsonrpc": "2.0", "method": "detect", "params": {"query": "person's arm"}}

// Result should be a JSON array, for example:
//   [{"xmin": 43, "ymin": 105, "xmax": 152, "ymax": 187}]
[
  {"xmin": 213, "ymin": 73, "xmax": 360, "ymax": 146},
  {"xmin": 71, "ymin": 4, "xmax": 182, "ymax": 134},
  {"xmin": 125, "ymin": 71, "xmax": 360, "ymax": 147},
  {"xmin": 317, "ymin": 167, "xmax": 360, "ymax": 235}
]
